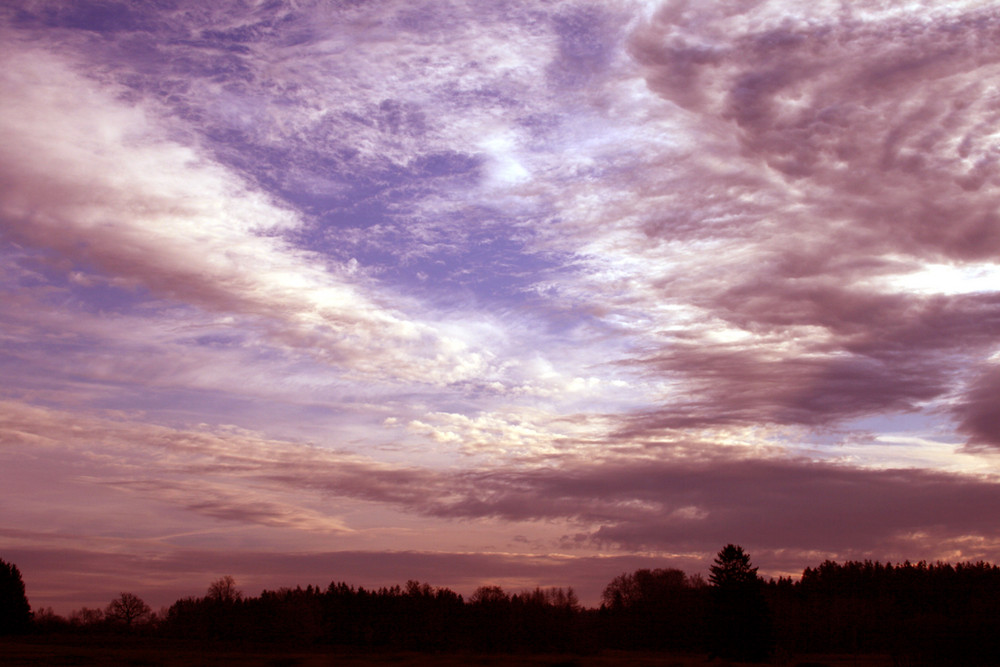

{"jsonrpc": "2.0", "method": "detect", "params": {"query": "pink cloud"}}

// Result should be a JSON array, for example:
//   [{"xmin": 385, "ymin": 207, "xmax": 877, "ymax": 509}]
[{"xmin": 608, "ymin": 3, "xmax": 1000, "ymax": 441}]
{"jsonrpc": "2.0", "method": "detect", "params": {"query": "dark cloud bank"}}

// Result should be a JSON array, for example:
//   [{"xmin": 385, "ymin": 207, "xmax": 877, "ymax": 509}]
[{"xmin": 624, "ymin": 2, "xmax": 1000, "ymax": 445}]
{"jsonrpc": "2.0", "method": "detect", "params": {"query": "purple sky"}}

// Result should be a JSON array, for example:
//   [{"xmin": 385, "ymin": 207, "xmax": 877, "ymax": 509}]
[{"xmin": 3, "ymin": 0, "xmax": 1000, "ymax": 614}]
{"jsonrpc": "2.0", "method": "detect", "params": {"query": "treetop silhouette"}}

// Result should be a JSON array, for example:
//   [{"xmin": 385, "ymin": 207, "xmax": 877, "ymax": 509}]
[
  {"xmin": 106, "ymin": 592, "xmax": 151, "ymax": 628},
  {"xmin": 707, "ymin": 544, "xmax": 772, "ymax": 662},
  {"xmin": 0, "ymin": 558, "xmax": 32, "ymax": 635},
  {"xmin": 207, "ymin": 575, "xmax": 242, "ymax": 603},
  {"xmin": 9, "ymin": 552, "xmax": 1000, "ymax": 663},
  {"xmin": 709, "ymin": 543, "xmax": 759, "ymax": 587}
]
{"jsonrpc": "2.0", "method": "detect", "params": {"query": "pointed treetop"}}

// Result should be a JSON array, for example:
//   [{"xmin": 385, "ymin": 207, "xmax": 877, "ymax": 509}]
[
  {"xmin": 709, "ymin": 544, "xmax": 759, "ymax": 587},
  {"xmin": 0, "ymin": 558, "xmax": 33, "ymax": 635}
]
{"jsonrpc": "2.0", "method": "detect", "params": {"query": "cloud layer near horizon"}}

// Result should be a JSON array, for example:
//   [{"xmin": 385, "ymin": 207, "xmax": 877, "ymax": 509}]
[{"xmin": 2, "ymin": 0, "xmax": 1000, "ymax": 612}]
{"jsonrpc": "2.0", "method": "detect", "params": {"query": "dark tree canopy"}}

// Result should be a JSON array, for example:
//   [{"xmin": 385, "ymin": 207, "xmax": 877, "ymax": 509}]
[
  {"xmin": 709, "ymin": 544, "xmax": 760, "ymax": 587},
  {"xmin": 600, "ymin": 567, "xmax": 707, "ymax": 651},
  {"xmin": 601, "ymin": 567, "xmax": 694, "ymax": 610},
  {"xmin": 469, "ymin": 585, "xmax": 508, "ymax": 605},
  {"xmin": 11, "ymin": 554, "xmax": 1000, "ymax": 663},
  {"xmin": 0, "ymin": 558, "xmax": 32, "ymax": 635}
]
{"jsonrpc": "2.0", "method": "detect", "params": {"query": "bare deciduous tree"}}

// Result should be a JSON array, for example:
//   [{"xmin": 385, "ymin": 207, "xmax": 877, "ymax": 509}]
[
  {"xmin": 207, "ymin": 575, "xmax": 242, "ymax": 603},
  {"xmin": 69, "ymin": 606, "xmax": 104, "ymax": 626},
  {"xmin": 106, "ymin": 592, "xmax": 151, "ymax": 627}
]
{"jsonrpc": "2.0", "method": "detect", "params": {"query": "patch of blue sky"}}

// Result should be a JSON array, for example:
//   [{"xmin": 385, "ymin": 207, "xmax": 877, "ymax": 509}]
[
  {"xmin": 188, "ymin": 103, "xmax": 482, "ymax": 213},
  {"xmin": 547, "ymin": 3, "xmax": 621, "ymax": 89},
  {"xmin": 16, "ymin": 0, "xmax": 148, "ymax": 34},
  {"xmin": 92, "ymin": 384, "xmax": 291, "ymax": 426},
  {"xmin": 10, "ymin": 249, "xmax": 155, "ymax": 316},
  {"xmin": 839, "ymin": 412, "xmax": 958, "ymax": 443},
  {"xmin": 61, "ymin": 279, "xmax": 158, "ymax": 316},
  {"xmin": 788, "ymin": 411, "xmax": 968, "ymax": 470}
]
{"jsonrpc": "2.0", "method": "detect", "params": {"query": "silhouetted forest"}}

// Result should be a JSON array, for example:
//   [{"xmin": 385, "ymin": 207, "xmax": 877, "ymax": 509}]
[{"xmin": 5, "ymin": 549, "xmax": 1000, "ymax": 664}]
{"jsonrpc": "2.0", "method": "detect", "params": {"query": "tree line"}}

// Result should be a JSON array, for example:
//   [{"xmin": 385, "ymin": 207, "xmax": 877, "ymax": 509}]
[{"xmin": 4, "ymin": 547, "xmax": 1000, "ymax": 663}]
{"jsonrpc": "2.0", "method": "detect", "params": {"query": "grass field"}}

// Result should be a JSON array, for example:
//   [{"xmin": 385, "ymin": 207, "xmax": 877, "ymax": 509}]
[{"xmin": 0, "ymin": 637, "xmax": 897, "ymax": 666}]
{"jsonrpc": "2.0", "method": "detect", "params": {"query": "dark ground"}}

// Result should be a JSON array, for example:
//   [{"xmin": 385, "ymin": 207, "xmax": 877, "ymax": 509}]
[{"xmin": 0, "ymin": 637, "xmax": 895, "ymax": 666}]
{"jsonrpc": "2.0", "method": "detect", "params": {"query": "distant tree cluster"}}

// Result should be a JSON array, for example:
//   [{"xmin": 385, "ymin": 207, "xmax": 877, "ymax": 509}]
[
  {"xmin": 599, "ymin": 566, "xmax": 706, "ymax": 651},
  {"xmin": 767, "ymin": 559, "xmax": 1000, "ymax": 664},
  {"xmin": 7, "ymin": 548, "xmax": 1000, "ymax": 664},
  {"xmin": 165, "ymin": 577, "xmax": 586, "ymax": 652}
]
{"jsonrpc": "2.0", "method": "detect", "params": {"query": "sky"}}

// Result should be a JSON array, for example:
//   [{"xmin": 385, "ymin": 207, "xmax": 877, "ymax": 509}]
[{"xmin": 3, "ymin": 0, "xmax": 1000, "ymax": 614}]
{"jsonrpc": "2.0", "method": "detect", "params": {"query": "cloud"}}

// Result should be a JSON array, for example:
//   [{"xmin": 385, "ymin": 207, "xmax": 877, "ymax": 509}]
[
  {"xmin": 0, "ymin": 37, "xmax": 491, "ymax": 385},
  {"xmin": 573, "ymin": 460, "xmax": 1000, "ymax": 555},
  {"xmin": 956, "ymin": 363, "xmax": 1000, "ymax": 449},
  {"xmin": 403, "ymin": 407, "xmax": 612, "ymax": 461},
  {"xmin": 0, "ymin": 399, "xmax": 441, "ymax": 530},
  {"xmin": 524, "ymin": 1, "xmax": 1000, "ymax": 438},
  {"xmin": 103, "ymin": 479, "xmax": 353, "ymax": 534},
  {"xmin": 7, "ymin": 397, "xmax": 998, "ymax": 565},
  {"xmin": 631, "ymin": 1, "xmax": 1000, "ymax": 255}
]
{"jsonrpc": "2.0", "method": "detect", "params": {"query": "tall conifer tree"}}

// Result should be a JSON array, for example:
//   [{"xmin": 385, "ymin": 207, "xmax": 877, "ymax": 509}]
[
  {"xmin": 0, "ymin": 558, "xmax": 32, "ymax": 635},
  {"xmin": 706, "ymin": 544, "xmax": 773, "ymax": 661}
]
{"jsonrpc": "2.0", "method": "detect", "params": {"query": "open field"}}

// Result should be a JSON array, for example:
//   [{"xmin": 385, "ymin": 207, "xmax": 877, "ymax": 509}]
[{"xmin": 0, "ymin": 638, "xmax": 896, "ymax": 667}]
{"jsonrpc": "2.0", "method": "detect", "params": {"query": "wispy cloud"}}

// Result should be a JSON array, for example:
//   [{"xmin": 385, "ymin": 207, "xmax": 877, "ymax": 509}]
[
  {"xmin": 4, "ymin": 399, "xmax": 998, "ymax": 575},
  {"xmin": 0, "ymin": 38, "xmax": 495, "ymax": 386},
  {"xmin": 528, "ymin": 1, "xmax": 1000, "ymax": 440}
]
